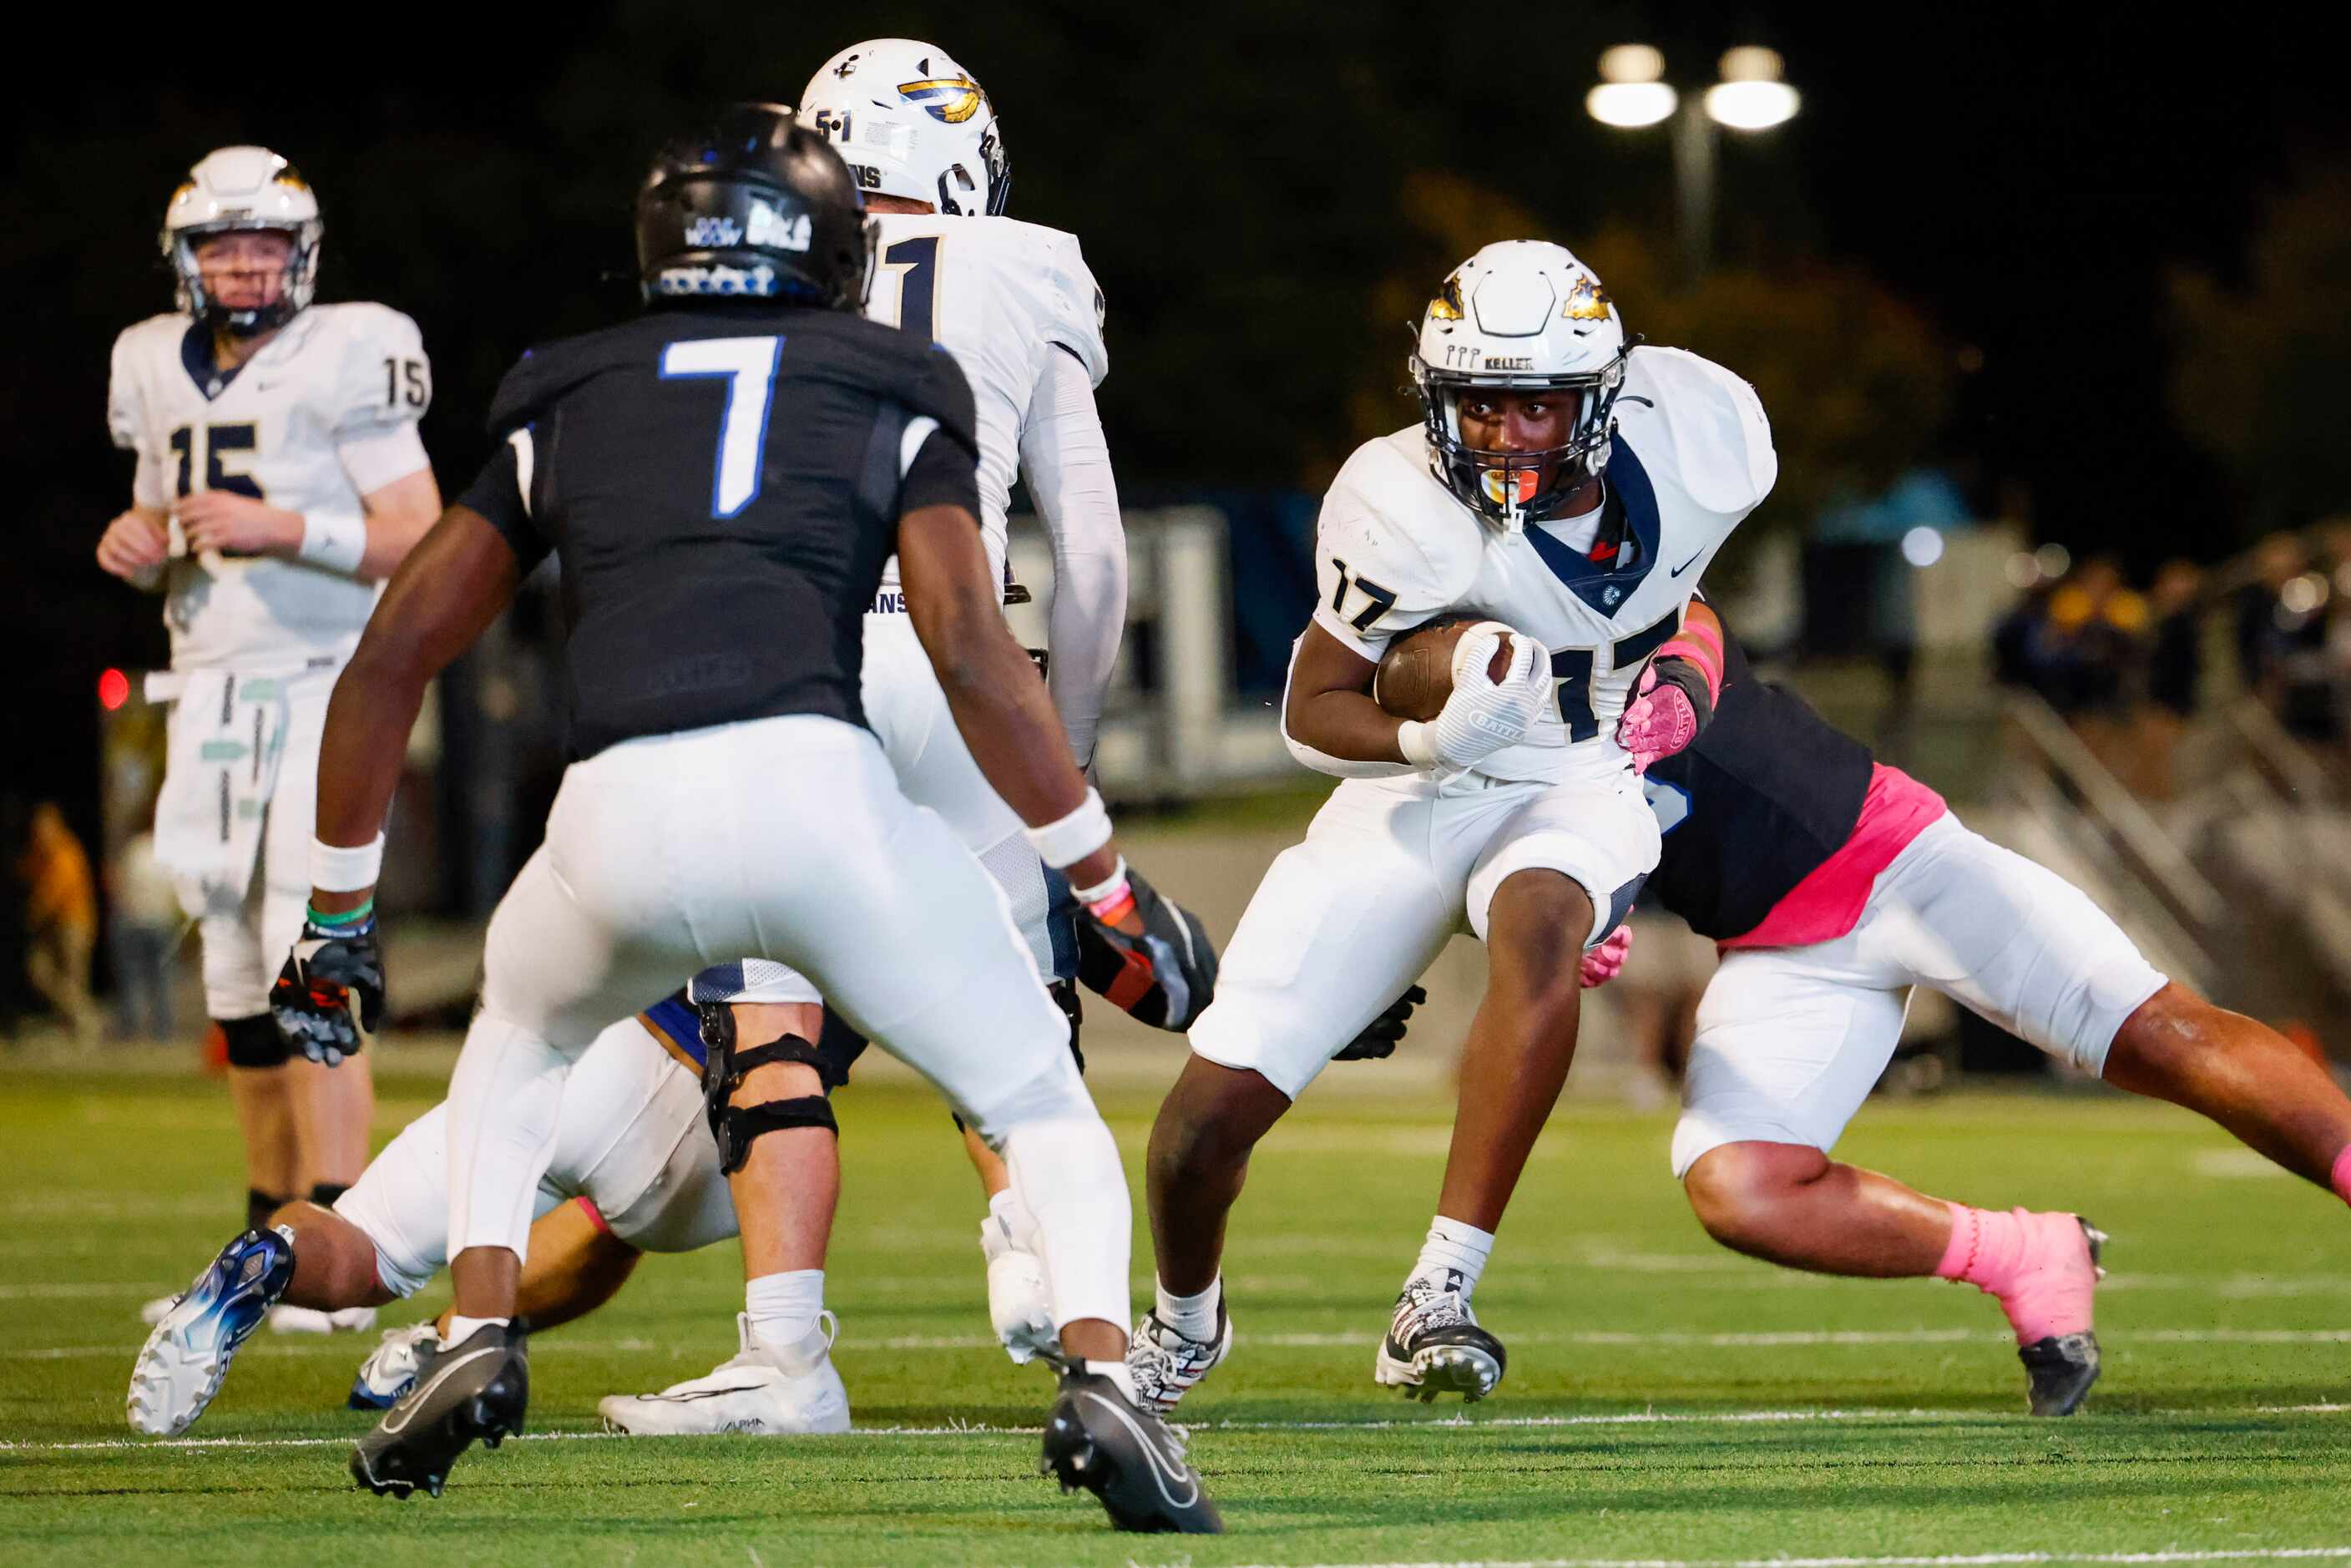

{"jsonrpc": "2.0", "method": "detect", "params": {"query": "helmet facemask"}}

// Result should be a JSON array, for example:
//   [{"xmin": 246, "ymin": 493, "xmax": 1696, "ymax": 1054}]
[
  {"xmin": 170, "ymin": 220, "xmax": 321, "ymax": 337},
  {"xmin": 1413, "ymin": 352, "xmax": 1627, "ymax": 534}
]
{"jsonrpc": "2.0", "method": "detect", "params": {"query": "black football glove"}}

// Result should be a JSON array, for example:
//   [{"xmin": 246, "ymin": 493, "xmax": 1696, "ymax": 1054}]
[
  {"xmin": 1334, "ymin": 984, "xmax": 1428, "ymax": 1063},
  {"xmin": 1074, "ymin": 867, "xmax": 1218, "ymax": 1032},
  {"xmin": 270, "ymin": 918, "xmax": 384, "ymax": 1066}
]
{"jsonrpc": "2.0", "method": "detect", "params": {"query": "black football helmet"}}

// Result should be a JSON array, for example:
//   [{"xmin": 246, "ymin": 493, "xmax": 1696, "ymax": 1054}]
[{"xmin": 635, "ymin": 104, "xmax": 872, "ymax": 310}]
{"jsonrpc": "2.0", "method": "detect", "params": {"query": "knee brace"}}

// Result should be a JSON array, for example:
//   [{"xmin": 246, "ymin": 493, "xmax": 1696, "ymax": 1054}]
[
  {"xmin": 698, "ymin": 1001, "xmax": 840, "ymax": 1176},
  {"xmin": 220, "ymin": 1013, "xmax": 291, "ymax": 1069}
]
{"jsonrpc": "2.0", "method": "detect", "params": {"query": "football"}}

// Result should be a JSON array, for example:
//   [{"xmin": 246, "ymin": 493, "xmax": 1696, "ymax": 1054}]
[{"xmin": 1373, "ymin": 616, "xmax": 1516, "ymax": 721}]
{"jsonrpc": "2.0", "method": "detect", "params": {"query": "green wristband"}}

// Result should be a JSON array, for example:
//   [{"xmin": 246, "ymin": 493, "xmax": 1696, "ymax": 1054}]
[{"xmin": 306, "ymin": 898, "xmax": 375, "ymax": 928}]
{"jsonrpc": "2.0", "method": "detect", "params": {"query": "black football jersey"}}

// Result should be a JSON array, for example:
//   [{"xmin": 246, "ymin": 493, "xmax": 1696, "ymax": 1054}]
[
  {"xmin": 1642, "ymin": 620, "xmax": 1877, "ymax": 941},
  {"xmin": 458, "ymin": 304, "xmax": 980, "ymax": 759}
]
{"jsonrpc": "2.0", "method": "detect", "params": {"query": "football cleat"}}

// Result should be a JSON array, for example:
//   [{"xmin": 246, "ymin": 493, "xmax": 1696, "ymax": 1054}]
[
  {"xmin": 1373, "ymin": 1268, "xmax": 1506, "ymax": 1403},
  {"xmin": 980, "ymin": 1213, "xmax": 1059, "ymax": 1366},
  {"xmin": 127, "ymin": 1226, "xmax": 296, "ymax": 1435},
  {"xmin": 2019, "ymin": 1221, "xmax": 2108, "ymax": 1417},
  {"xmin": 1039, "ymin": 1364, "xmax": 1223, "ymax": 1534},
  {"xmin": 596, "ymin": 1312, "xmax": 848, "ymax": 1436},
  {"xmin": 349, "ymin": 1320, "xmax": 442, "ymax": 1410},
  {"xmin": 1126, "ymin": 1302, "xmax": 1232, "ymax": 1416},
  {"xmin": 350, "ymin": 1320, "xmax": 528, "ymax": 1498},
  {"xmin": 269, "ymin": 1302, "xmax": 377, "ymax": 1334}
]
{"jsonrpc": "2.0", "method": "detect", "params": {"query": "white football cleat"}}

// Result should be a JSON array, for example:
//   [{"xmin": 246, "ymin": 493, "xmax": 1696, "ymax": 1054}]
[
  {"xmin": 348, "ymin": 1319, "xmax": 441, "ymax": 1409},
  {"xmin": 598, "ymin": 1312, "xmax": 849, "ymax": 1436},
  {"xmin": 266, "ymin": 1302, "xmax": 375, "ymax": 1334},
  {"xmin": 1127, "ymin": 1300, "xmax": 1233, "ymax": 1416},
  {"xmin": 127, "ymin": 1227, "xmax": 294, "ymax": 1436},
  {"xmin": 980, "ymin": 1212, "xmax": 1059, "ymax": 1365}
]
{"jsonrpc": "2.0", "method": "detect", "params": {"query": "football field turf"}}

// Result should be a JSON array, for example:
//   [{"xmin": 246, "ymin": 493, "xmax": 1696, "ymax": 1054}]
[{"xmin": 5, "ymin": 1059, "xmax": 2350, "ymax": 1565}]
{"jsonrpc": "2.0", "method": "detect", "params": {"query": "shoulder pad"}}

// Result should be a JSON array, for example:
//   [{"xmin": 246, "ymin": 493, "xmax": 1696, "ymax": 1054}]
[
  {"xmin": 1618, "ymin": 346, "xmax": 1777, "ymax": 518},
  {"xmin": 1313, "ymin": 432, "xmax": 1482, "ymax": 647},
  {"xmin": 1037, "ymin": 229, "xmax": 1109, "ymax": 387},
  {"xmin": 329, "ymin": 304, "xmax": 431, "ymax": 428}
]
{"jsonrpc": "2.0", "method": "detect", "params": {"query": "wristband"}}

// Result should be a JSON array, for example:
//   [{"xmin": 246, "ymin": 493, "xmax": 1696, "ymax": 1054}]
[
  {"xmin": 306, "ymin": 899, "xmax": 375, "ymax": 928},
  {"xmin": 311, "ymin": 833, "xmax": 385, "ymax": 893},
  {"xmin": 1070, "ymin": 856, "xmax": 1129, "ymax": 909},
  {"xmin": 1023, "ymin": 787, "xmax": 1113, "ymax": 870},
  {"xmin": 297, "ymin": 508, "xmax": 368, "ymax": 574},
  {"xmin": 1397, "ymin": 720, "xmax": 1439, "ymax": 769}
]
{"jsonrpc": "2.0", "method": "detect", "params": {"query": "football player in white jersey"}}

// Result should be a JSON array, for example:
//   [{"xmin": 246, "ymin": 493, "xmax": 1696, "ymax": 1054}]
[
  {"xmin": 1130, "ymin": 241, "xmax": 1775, "ymax": 1413},
  {"xmin": 595, "ymin": 42, "xmax": 1163, "ymax": 1436},
  {"xmin": 99, "ymin": 147, "xmax": 440, "ymax": 1333}
]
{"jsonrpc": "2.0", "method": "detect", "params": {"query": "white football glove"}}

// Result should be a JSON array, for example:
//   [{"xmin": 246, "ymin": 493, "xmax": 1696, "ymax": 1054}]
[{"xmin": 1398, "ymin": 621, "xmax": 1556, "ymax": 771}]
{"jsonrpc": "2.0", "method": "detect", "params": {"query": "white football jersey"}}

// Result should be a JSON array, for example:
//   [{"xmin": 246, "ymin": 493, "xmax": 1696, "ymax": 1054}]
[
  {"xmin": 1312, "ymin": 345, "xmax": 1776, "ymax": 784},
  {"xmin": 107, "ymin": 302, "xmax": 432, "ymax": 671},
  {"xmin": 863, "ymin": 213, "xmax": 1107, "ymax": 586}
]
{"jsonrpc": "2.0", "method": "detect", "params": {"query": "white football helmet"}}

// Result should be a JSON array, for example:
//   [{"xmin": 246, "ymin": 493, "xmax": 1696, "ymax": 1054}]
[
  {"xmin": 161, "ymin": 146, "xmax": 321, "ymax": 336},
  {"xmin": 1411, "ymin": 240, "xmax": 1631, "ymax": 532},
  {"xmin": 799, "ymin": 38, "xmax": 1009, "ymax": 216}
]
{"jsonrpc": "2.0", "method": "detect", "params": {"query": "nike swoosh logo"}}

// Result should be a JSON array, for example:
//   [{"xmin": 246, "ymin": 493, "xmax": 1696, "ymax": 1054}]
[
  {"xmin": 1074, "ymin": 1390, "xmax": 1201, "ymax": 1510},
  {"xmin": 1669, "ymin": 550, "xmax": 1705, "ymax": 577},
  {"xmin": 629, "ymin": 1384, "xmax": 766, "ymax": 1404},
  {"xmin": 382, "ymin": 1346, "xmax": 498, "ymax": 1434}
]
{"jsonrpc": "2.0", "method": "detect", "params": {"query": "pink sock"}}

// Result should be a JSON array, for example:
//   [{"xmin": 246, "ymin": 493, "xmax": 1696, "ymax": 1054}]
[
  {"xmin": 1933, "ymin": 1202, "xmax": 2097, "ymax": 1346},
  {"xmin": 2332, "ymin": 1146, "xmax": 2351, "ymax": 1208}
]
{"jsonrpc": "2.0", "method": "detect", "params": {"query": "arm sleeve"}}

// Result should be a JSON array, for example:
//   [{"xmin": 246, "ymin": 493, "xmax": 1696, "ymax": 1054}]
[
  {"xmin": 1020, "ymin": 346, "xmax": 1125, "ymax": 766},
  {"xmin": 333, "ymin": 307, "xmax": 434, "ymax": 494},
  {"xmin": 455, "ymin": 431, "xmax": 548, "ymax": 573},
  {"xmin": 107, "ymin": 331, "xmax": 170, "ymax": 508},
  {"xmin": 1037, "ymin": 232, "xmax": 1109, "ymax": 387}
]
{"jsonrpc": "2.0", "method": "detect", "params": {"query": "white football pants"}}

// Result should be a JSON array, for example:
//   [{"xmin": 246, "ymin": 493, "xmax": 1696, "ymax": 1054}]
[{"xmin": 444, "ymin": 713, "xmax": 1128, "ymax": 1331}]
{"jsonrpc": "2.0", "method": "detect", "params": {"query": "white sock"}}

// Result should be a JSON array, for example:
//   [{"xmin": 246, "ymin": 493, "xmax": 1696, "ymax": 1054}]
[
  {"xmin": 1411, "ymin": 1216, "xmax": 1495, "ymax": 1296},
  {"xmin": 746, "ymin": 1269, "xmax": 826, "ymax": 1351},
  {"xmin": 1155, "ymin": 1276, "xmax": 1222, "ymax": 1343},
  {"xmin": 986, "ymin": 1186, "xmax": 1039, "ymax": 1249},
  {"xmin": 1086, "ymin": 1358, "xmax": 1140, "ymax": 1402},
  {"xmin": 446, "ymin": 1314, "xmax": 509, "ymax": 1346}
]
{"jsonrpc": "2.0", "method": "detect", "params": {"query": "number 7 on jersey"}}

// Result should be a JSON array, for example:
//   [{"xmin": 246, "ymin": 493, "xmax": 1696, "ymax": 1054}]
[{"xmin": 660, "ymin": 336, "xmax": 784, "ymax": 518}]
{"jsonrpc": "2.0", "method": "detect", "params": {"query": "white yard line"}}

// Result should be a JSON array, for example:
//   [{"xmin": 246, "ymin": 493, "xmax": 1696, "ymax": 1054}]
[
  {"xmin": 17, "ymin": 1323, "xmax": 2351, "ymax": 1361},
  {"xmin": 1220, "ymin": 1551, "xmax": 2351, "ymax": 1568},
  {"xmin": 7, "ymin": 1403, "xmax": 2348, "ymax": 1454}
]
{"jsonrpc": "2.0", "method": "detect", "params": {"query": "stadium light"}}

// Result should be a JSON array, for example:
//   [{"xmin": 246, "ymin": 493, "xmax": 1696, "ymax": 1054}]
[
  {"xmin": 1584, "ymin": 44, "xmax": 1801, "ymax": 282},
  {"xmin": 1704, "ymin": 48, "xmax": 1800, "ymax": 131},
  {"xmin": 1586, "ymin": 45, "xmax": 1677, "ymax": 128}
]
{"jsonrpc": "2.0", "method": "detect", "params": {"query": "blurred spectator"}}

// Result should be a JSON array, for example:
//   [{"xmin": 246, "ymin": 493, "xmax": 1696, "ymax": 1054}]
[
  {"xmin": 107, "ymin": 830, "xmax": 179, "ymax": 1041},
  {"xmin": 19, "ymin": 802, "xmax": 101, "ymax": 1041},
  {"xmin": 2042, "ymin": 556, "xmax": 2150, "ymax": 719},
  {"xmin": 2139, "ymin": 559, "xmax": 2206, "ymax": 798},
  {"xmin": 2233, "ymin": 533, "xmax": 2308, "ymax": 691}
]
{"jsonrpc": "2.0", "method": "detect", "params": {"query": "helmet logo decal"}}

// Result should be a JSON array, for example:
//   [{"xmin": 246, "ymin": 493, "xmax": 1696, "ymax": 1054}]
[
  {"xmin": 1427, "ymin": 276, "xmax": 1465, "ymax": 321},
  {"xmin": 1563, "ymin": 274, "xmax": 1612, "ymax": 321},
  {"xmin": 686, "ymin": 216, "xmax": 743, "ymax": 247},
  {"xmin": 832, "ymin": 53, "xmax": 860, "ymax": 78},
  {"xmin": 897, "ymin": 74, "xmax": 985, "ymax": 124}
]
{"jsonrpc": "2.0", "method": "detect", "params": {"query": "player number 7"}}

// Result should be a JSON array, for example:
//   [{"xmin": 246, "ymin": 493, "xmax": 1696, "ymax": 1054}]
[
  {"xmin": 1550, "ymin": 608, "xmax": 1683, "ymax": 742},
  {"xmin": 660, "ymin": 336, "xmax": 786, "ymax": 519}
]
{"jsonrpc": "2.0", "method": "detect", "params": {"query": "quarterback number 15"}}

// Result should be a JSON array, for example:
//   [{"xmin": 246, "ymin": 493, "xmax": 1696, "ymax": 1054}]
[{"xmin": 381, "ymin": 357, "xmax": 427, "ymax": 409}]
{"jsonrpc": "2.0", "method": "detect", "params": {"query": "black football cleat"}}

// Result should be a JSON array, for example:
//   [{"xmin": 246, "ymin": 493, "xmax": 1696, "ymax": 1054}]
[
  {"xmin": 1373, "ymin": 1268, "xmax": 1507, "ymax": 1402},
  {"xmin": 350, "ymin": 1321, "xmax": 528, "ymax": 1498},
  {"xmin": 2020, "ymin": 1221, "xmax": 2107, "ymax": 1417},
  {"xmin": 1039, "ymin": 1365, "xmax": 1223, "ymax": 1534}
]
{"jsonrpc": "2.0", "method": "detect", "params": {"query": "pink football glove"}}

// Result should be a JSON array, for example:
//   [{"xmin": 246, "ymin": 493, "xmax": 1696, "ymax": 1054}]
[
  {"xmin": 1615, "ymin": 660, "xmax": 1710, "ymax": 774},
  {"xmin": 1581, "ymin": 924, "xmax": 1632, "ymax": 988}
]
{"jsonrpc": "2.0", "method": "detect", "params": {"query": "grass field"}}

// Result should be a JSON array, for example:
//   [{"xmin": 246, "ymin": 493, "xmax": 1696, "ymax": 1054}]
[{"xmin": 6, "ymin": 1056, "xmax": 2351, "ymax": 1565}]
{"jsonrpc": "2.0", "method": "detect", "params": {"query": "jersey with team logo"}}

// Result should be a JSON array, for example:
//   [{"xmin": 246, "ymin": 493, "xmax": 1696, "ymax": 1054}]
[
  {"xmin": 105, "ymin": 303, "xmax": 432, "ymax": 670},
  {"xmin": 1311, "ymin": 345, "xmax": 1776, "ymax": 784},
  {"xmin": 863, "ymin": 213, "xmax": 1107, "ymax": 587}
]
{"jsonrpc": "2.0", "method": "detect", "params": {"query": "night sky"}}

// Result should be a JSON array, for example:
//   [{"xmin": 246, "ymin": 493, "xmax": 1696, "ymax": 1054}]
[{"xmin": 8, "ymin": 4, "xmax": 2345, "ymax": 819}]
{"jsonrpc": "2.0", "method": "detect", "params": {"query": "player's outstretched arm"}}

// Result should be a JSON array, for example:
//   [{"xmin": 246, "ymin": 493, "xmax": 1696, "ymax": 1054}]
[
  {"xmin": 275, "ymin": 507, "xmax": 521, "ymax": 1064},
  {"xmin": 316, "ymin": 507, "xmax": 522, "ymax": 861}
]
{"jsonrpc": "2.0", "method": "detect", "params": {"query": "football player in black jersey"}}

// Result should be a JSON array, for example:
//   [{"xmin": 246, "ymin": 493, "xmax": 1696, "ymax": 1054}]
[
  {"xmin": 1590, "ymin": 599, "xmax": 2351, "ymax": 1415},
  {"xmin": 213, "ymin": 106, "xmax": 1221, "ymax": 1530}
]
